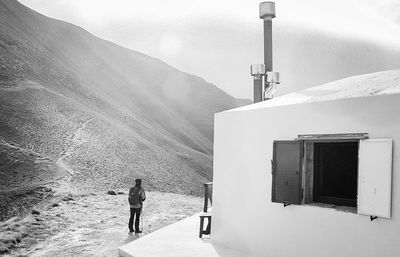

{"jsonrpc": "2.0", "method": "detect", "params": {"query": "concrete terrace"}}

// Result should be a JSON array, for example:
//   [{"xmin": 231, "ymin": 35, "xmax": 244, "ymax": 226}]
[{"xmin": 118, "ymin": 213, "xmax": 249, "ymax": 257}]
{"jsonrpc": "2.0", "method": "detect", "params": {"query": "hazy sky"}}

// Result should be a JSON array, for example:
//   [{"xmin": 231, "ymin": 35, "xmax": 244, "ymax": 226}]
[{"xmin": 19, "ymin": 0, "xmax": 400, "ymax": 99}]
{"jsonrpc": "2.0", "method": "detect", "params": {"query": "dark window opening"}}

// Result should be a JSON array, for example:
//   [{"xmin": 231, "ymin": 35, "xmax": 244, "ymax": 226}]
[{"xmin": 313, "ymin": 142, "xmax": 358, "ymax": 207}]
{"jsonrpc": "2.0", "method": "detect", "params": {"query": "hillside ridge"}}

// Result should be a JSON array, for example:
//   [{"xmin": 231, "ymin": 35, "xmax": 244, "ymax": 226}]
[{"xmin": 0, "ymin": 0, "xmax": 250, "ymax": 211}]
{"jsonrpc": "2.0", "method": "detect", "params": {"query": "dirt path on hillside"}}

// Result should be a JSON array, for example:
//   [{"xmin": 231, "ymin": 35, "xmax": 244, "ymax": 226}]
[
  {"xmin": 1, "ymin": 118, "xmax": 205, "ymax": 256},
  {"xmin": 56, "ymin": 118, "xmax": 94, "ymax": 177},
  {"xmin": 1, "ymin": 117, "xmax": 93, "ymax": 196},
  {"xmin": 0, "ymin": 80, "xmax": 71, "ymax": 100}
]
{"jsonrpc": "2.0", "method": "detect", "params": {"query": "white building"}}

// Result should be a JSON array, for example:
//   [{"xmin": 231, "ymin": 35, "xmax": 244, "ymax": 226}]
[
  {"xmin": 119, "ymin": 1, "xmax": 400, "ymax": 256},
  {"xmin": 212, "ymin": 69, "xmax": 400, "ymax": 257}
]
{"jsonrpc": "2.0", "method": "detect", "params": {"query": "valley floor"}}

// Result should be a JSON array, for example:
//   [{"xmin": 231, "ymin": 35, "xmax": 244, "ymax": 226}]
[{"xmin": 0, "ymin": 190, "xmax": 203, "ymax": 256}]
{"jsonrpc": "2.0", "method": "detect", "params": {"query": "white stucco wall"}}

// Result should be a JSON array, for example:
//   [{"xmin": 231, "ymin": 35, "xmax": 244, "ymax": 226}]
[{"xmin": 212, "ymin": 93, "xmax": 400, "ymax": 257}]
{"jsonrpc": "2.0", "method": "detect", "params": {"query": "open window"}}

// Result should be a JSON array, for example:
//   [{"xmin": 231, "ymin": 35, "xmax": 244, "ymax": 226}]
[
  {"xmin": 313, "ymin": 141, "xmax": 358, "ymax": 207},
  {"xmin": 271, "ymin": 134, "xmax": 393, "ymax": 219}
]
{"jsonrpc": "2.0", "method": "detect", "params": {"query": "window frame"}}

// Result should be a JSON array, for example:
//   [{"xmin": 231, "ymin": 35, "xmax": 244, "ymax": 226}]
[
  {"xmin": 273, "ymin": 134, "xmax": 366, "ymax": 208},
  {"xmin": 271, "ymin": 134, "xmax": 393, "ymax": 219}
]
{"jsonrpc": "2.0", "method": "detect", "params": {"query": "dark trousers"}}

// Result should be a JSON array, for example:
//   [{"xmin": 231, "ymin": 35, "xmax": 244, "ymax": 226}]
[{"xmin": 129, "ymin": 207, "xmax": 141, "ymax": 231}]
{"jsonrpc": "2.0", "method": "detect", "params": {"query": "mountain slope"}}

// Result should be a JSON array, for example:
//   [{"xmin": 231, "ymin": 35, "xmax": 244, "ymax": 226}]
[{"xmin": 0, "ymin": 0, "xmax": 249, "ymax": 197}]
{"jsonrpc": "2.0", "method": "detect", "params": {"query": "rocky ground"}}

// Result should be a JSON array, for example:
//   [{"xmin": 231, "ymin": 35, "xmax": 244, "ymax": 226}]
[
  {"xmin": 0, "ymin": 190, "xmax": 203, "ymax": 256},
  {"xmin": 0, "ymin": 89, "xmax": 207, "ymax": 256},
  {"xmin": 0, "ymin": 111, "xmax": 205, "ymax": 256}
]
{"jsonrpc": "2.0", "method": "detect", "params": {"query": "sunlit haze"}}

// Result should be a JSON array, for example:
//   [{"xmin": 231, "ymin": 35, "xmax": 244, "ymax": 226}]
[{"xmin": 19, "ymin": 0, "xmax": 400, "ymax": 99}]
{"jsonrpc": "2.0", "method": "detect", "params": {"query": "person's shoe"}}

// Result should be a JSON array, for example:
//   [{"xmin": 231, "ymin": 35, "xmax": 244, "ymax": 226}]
[
  {"xmin": 135, "ymin": 230, "xmax": 142, "ymax": 233},
  {"xmin": 129, "ymin": 230, "xmax": 134, "ymax": 234}
]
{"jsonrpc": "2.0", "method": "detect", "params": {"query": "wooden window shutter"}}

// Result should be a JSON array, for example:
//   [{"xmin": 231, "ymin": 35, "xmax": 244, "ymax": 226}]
[
  {"xmin": 272, "ymin": 141, "xmax": 303, "ymax": 205},
  {"xmin": 358, "ymin": 139, "xmax": 393, "ymax": 218}
]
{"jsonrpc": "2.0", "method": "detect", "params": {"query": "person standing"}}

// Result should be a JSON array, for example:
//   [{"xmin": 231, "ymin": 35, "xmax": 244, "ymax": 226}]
[{"xmin": 128, "ymin": 178, "xmax": 146, "ymax": 233}]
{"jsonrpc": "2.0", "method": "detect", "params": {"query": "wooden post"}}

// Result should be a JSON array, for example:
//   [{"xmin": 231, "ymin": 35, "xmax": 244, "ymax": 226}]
[
  {"xmin": 199, "ymin": 217, "xmax": 204, "ymax": 238},
  {"xmin": 203, "ymin": 183, "xmax": 209, "ymax": 213}
]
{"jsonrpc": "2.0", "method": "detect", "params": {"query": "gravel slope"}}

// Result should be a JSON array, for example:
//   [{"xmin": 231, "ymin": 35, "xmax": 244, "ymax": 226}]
[{"xmin": 0, "ymin": 0, "xmax": 249, "ymax": 200}]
